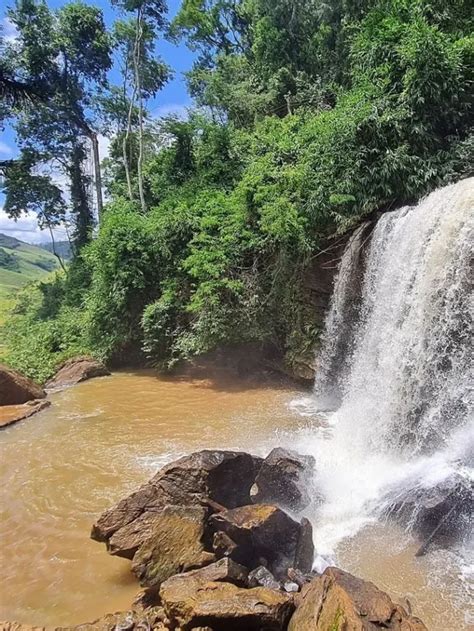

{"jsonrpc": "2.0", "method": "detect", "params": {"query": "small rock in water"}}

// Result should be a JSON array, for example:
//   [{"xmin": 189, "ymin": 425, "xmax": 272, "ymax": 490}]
[{"xmin": 248, "ymin": 566, "xmax": 281, "ymax": 590}]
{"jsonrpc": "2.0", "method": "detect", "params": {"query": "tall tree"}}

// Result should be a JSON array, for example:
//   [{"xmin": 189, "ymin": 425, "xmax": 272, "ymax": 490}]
[
  {"xmin": 111, "ymin": 0, "xmax": 171, "ymax": 212},
  {"xmin": 1, "ymin": 0, "xmax": 112, "ymax": 247}
]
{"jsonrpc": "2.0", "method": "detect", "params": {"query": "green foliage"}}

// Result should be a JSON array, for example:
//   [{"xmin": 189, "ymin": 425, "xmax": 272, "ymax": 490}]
[
  {"xmin": 0, "ymin": 248, "xmax": 20, "ymax": 272},
  {"xmin": 3, "ymin": 0, "xmax": 473, "ymax": 379},
  {"xmin": 2, "ymin": 280, "xmax": 91, "ymax": 383}
]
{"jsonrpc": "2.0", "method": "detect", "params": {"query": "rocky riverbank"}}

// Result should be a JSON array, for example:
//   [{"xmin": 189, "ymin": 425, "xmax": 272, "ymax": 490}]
[
  {"xmin": 86, "ymin": 449, "xmax": 426, "ymax": 630},
  {"xmin": 1, "ymin": 447, "xmax": 428, "ymax": 630}
]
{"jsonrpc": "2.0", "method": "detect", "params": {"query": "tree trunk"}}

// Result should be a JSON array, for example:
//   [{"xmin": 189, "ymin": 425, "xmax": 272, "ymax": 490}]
[
  {"xmin": 134, "ymin": 7, "xmax": 147, "ymax": 213},
  {"xmin": 123, "ymin": 84, "xmax": 137, "ymax": 201},
  {"xmin": 90, "ymin": 132, "xmax": 103, "ymax": 218}
]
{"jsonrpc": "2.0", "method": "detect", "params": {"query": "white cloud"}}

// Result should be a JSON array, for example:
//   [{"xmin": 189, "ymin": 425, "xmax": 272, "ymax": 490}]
[
  {"xmin": 0, "ymin": 208, "xmax": 69, "ymax": 244},
  {"xmin": 1, "ymin": 17, "xmax": 19, "ymax": 44},
  {"xmin": 151, "ymin": 104, "xmax": 189, "ymax": 120},
  {"xmin": 0, "ymin": 141, "xmax": 13, "ymax": 156}
]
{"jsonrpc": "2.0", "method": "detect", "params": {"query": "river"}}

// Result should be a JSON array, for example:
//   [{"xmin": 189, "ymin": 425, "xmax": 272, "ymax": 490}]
[{"xmin": 0, "ymin": 370, "xmax": 471, "ymax": 629}]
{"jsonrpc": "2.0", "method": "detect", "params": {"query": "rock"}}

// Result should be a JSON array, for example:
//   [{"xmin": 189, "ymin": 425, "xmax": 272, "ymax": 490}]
[
  {"xmin": 73, "ymin": 608, "xmax": 169, "ymax": 631},
  {"xmin": 288, "ymin": 567, "xmax": 428, "ymax": 631},
  {"xmin": 384, "ymin": 474, "xmax": 473, "ymax": 554},
  {"xmin": 283, "ymin": 582, "xmax": 299, "ymax": 593},
  {"xmin": 92, "ymin": 450, "xmax": 262, "ymax": 556},
  {"xmin": 209, "ymin": 504, "xmax": 314, "ymax": 579},
  {"xmin": 131, "ymin": 505, "xmax": 212, "ymax": 587},
  {"xmin": 0, "ymin": 364, "xmax": 46, "ymax": 406},
  {"xmin": 248, "ymin": 566, "xmax": 281, "ymax": 590},
  {"xmin": 294, "ymin": 517, "xmax": 314, "ymax": 574},
  {"xmin": 0, "ymin": 400, "xmax": 51, "ymax": 429},
  {"xmin": 160, "ymin": 574, "xmax": 294, "ymax": 631},
  {"xmin": 0, "ymin": 608, "xmax": 170, "ymax": 631},
  {"xmin": 176, "ymin": 557, "xmax": 249, "ymax": 587},
  {"xmin": 45, "ymin": 356, "xmax": 110, "ymax": 390},
  {"xmin": 287, "ymin": 567, "xmax": 317, "ymax": 588},
  {"xmin": 251, "ymin": 448, "xmax": 316, "ymax": 511},
  {"xmin": 212, "ymin": 531, "xmax": 242, "ymax": 563}
]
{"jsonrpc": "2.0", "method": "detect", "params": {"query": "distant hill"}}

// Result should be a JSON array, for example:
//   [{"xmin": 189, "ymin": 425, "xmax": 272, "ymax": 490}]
[
  {"xmin": 39, "ymin": 240, "xmax": 73, "ymax": 261},
  {"xmin": 0, "ymin": 233, "xmax": 61, "ymax": 322}
]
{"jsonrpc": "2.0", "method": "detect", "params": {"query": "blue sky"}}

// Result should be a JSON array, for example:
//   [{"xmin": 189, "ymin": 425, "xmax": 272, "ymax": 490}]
[{"xmin": 0, "ymin": 0, "xmax": 196, "ymax": 242}]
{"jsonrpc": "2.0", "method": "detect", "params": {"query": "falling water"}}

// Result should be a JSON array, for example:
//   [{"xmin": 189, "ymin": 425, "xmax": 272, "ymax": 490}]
[
  {"xmin": 291, "ymin": 177, "xmax": 473, "ymax": 565},
  {"xmin": 317, "ymin": 177, "xmax": 473, "ymax": 456}
]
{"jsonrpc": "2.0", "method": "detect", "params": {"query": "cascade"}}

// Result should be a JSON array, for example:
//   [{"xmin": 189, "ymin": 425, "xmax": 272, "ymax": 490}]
[{"xmin": 291, "ymin": 177, "xmax": 473, "ymax": 558}]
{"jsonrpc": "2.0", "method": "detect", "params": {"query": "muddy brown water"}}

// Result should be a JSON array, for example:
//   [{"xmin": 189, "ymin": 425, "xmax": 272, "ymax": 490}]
[{"xmin": 0, "ymin": 371, "xmax": 471, "ymax": 629}]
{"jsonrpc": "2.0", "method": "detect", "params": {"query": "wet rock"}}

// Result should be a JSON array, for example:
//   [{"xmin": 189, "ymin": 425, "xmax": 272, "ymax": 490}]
[
  {"xmin": 212, "ymin": 531, "xmax": 242, "ymax": 563},
  {"xmin": 283, "ymin": 582, "xmax": 299, "ymax": 593},
  {"xmin": 45, "ymin": 357, "xmax": 110, "ymax": 391},
  {"xmin": 294, "ymin": 517, "xmax": 314, "ymax": 574},
  {"xmin": 287, "ymin": 567, "xmax": 317, "ymax": 588},
  {"xmin": 0, "ymin": 399, "xmax": 51, "ymax": 429},
  {"xmin": 384, "ymin": 474, "xmax": 474, "ymax": 554},
  {"xmin": 0, "ymin": 364, "xmax": 46, "ymax": 406},
  {"xmin": 288, "ymin": 567, "xmax": 428, "ymax": 631},
  {"xmin": 0, "ymin": 609, "xmax": 170, "ymax": 631},
  {"xmin": 107, "ymin": 512, "xmax": 165, "ymax": 560},
  {"xmin": 92, "ymin": 450, "xmax": 262, "ymax": 554},
  {"xmin": 248, "ymin": 566, "xmax": 281, "ymax": 590},
  {"xmin": 73, "ymin": 608, "xmax": 169, "ymax": 631},
  {"xmin": 251, "ymin": 448, "xmax": 316, "ymax": 511},
  {"xmin": 209, "ymin": 504, "xmax": 314, "ymax": 579},
  {"xmin": 176, "ymin": 557, "xmax": 249, "ymax": 587},
  {"xmin": 131, "ymin": 505, "xmax": 213, "ymax": 587},
  {"xmin": 160, "ymin": 574, "xmax": 294, "ymax": 631}
]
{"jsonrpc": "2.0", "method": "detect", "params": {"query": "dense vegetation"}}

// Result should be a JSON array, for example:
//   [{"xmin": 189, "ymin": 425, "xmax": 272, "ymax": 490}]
[{"xmin": 1, "ymin": 0, "xmax": 472, "ymax": 382}]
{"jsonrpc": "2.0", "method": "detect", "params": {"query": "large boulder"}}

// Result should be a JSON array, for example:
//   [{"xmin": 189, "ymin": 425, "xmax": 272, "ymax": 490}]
[
  {"xmin": 130, "ymin": 505, "xmax": 214, "ymax": 587},
  {"xmin": 209, "ymin": 504, "xmax": 314, "ymax": 579},
  {"xmin": 288, "ymin": 567, "xmax": 427, "ymax": 631},
  {"xmin": 160, "ymin": 574, "xmax": 294, "ymax": 631},
  {"xmin": 251, "ymin": 448, "xmax": 316, "ymax": 511},
  {"xmin": 45, "ymin": 357, "xmax": 110, "ymax": 390},
  {"xmin": 383, "ymin": 473, "xmax": 474, "ymax": 554},
  {"xmin": 0, "ymin": 364, "xmax": 45, "ymax": 406},
  {"xmin": 92, "ymin": 450, "xmax": 263, "ymax": 558}
]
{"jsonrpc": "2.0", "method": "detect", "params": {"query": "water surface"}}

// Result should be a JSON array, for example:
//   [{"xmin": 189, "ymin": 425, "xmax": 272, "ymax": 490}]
[{"xmin": 0, "ymin": 371, "xmax": 470, "ymax": 628}]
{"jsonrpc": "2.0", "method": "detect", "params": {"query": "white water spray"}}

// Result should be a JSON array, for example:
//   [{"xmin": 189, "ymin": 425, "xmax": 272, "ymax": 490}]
[{"xmin": 291, "ymin": 178, "xmax": 473, "ymax": 559}]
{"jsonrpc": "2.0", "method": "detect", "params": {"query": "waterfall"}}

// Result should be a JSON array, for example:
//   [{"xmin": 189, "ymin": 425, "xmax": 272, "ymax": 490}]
[
  {"xmin": 290, "ymin": 177, "xmax": 473, "ymax": 559},
  {"xmin": 316, "ymin": 177, "xmax": 473, "ymax": 456}
]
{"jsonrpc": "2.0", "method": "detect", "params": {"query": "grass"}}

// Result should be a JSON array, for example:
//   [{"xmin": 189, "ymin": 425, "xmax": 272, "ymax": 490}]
[{"xmin": 0, "ymin": 236, "xmax": 60, "ymax": 359}]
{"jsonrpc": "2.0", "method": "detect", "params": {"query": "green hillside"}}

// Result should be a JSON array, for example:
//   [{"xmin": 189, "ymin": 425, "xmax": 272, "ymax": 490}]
[{"xmin": 0, "ymin": 233, "xmax": 59, "ymax": 325}]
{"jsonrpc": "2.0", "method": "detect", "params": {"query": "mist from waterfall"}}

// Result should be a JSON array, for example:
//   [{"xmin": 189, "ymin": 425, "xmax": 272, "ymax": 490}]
[{"xmin": 290, "ymin": 177, "xmax": 473, "ymax": 561}]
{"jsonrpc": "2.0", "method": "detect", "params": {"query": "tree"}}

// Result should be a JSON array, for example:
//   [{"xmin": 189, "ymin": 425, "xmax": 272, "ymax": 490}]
[
  {"xmin": 111, "ymin": 0, "xmax": 171, "ymax": 212},
  {"xmin": 2, "ymin": 0, "xmax": 112, "ymax": 248}
]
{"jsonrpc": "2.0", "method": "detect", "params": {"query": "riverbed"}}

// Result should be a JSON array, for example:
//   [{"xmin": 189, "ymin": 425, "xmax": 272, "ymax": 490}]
[{"xmin": 0, "ymin": 371, "xmax": 471, "ymax": 629}]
